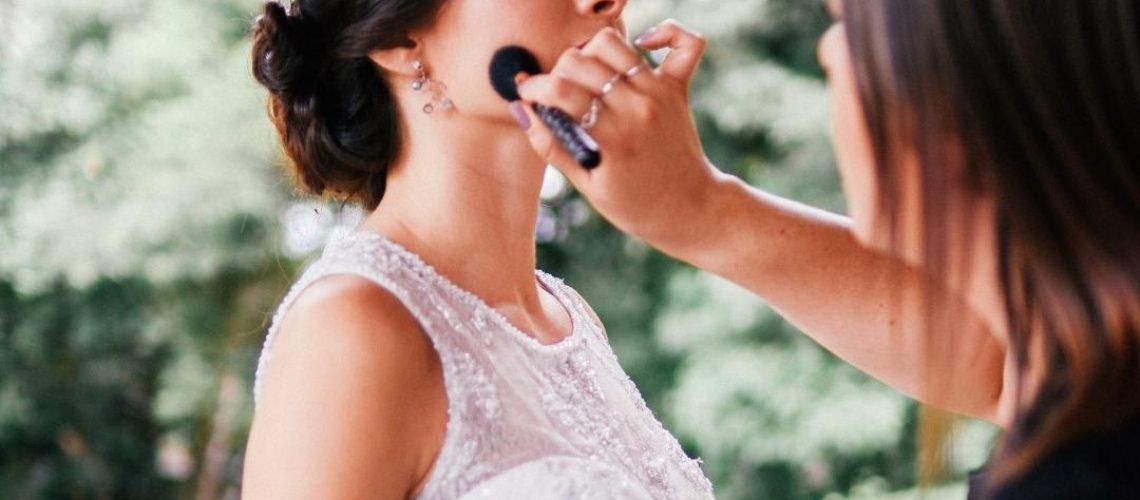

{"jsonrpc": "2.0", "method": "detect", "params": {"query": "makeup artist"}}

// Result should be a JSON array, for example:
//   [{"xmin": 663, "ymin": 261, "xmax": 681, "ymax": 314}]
[{"xmin": 511, "ymin": 2, "xmax": 1140, "ymax": 498}]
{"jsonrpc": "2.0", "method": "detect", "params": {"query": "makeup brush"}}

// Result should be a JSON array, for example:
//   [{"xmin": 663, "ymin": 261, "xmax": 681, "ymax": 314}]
[{"xmin": 489, "ymin": 45, "xmax": 602, "ymax": 169}]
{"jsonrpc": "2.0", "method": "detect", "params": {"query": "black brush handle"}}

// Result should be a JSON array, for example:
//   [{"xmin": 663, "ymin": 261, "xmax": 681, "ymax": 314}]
[{"xmin": 535, "ymin": 104, "xmax": 601, "ymax": 169}]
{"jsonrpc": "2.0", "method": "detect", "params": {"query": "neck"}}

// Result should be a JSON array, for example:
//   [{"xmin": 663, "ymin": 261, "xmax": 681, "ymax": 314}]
[
  {"xmin": 361, "ymin": 104, "xmax": 549, "ymax": 309},
  {"xmin": 958, "ymin": 205, "xmax": 1008, "ymax": 344},
  {"xmin": 956, "ymin": 203, "xmax": 1021, "ymax": 423}
]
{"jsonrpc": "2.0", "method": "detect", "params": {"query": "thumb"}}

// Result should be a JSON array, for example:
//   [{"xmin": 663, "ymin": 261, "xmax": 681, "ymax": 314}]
[{"xmin": 508, "ymin": 100, "xmax": 592, "ymax": 189}]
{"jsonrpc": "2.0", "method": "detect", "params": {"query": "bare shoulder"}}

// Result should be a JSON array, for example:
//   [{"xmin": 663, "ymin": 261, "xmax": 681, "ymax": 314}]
[
  {"xmin": 267, "ymin": 273, "xmax": 439, "ymax": 396},
  {"xmin": 243, "ymin": 274, "xmax": 446, "ymax": 500},
  {"xmin": 283, "ymin": 273, "xmax": 426, "ymax": 347}
]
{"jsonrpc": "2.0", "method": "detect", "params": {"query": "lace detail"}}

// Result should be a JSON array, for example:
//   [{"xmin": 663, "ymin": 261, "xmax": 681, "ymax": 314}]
[
  {"xmin": 457, "ymin": 457, "xmax": 654, "ymax": 500},
  {"xmin": 253, "ymin": 230, "xmax": 714, "ymax": 499}
]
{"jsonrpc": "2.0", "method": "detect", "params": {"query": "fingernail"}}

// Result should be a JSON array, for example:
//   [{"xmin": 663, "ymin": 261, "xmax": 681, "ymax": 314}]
[
  {"xmin": 634, "ymin": 27, "xmax": 657, "ymax": 45},
  {"xmin": 508, "ymin": 101, "xmax": 531, "ymax": 130}
]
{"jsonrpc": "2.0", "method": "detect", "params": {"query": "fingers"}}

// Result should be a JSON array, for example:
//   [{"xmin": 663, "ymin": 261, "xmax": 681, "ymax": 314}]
[
  {"xmin": 632, "ymin": 19, "xmax": 706, "ymax": 84},
  {"xmin": 516, "ymin": 26, "xmax": 652, "ymax": 119},
  {"xmin": 551, "ymin": 48, "xmax": 624, "ymax": 100},
  {"xmin": 514, "ymin": 44, "xmax": 628, "ymax": 177},
  {"xmin": 579, "ymin": 28, "xmax": 646, "ymax": 82},
  {"xmin": 509, "ymin": 101, "xmax": 592, "ymax": 187},
  {"xmin": 511, "ymin": 23, "xmax": 697, "ymax": 183},
  {"xmin": 516, "ymin": 73, "xmax": 596, "ymax": 120}
]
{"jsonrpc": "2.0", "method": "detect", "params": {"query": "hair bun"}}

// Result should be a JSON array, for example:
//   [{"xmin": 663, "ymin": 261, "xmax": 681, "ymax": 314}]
[
  {"xmin": 252, "ymin": 1, "xmax": 319, "ymax": 96},
  {"xmin": 250, "ymin": 0, "xmax": 447, "ymax": 211}
]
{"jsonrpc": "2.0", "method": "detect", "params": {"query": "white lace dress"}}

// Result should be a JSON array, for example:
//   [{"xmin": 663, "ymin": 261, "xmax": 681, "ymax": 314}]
[{"xmin": 253, "ymin": 230, "xmax": 715, "ymax": 499}]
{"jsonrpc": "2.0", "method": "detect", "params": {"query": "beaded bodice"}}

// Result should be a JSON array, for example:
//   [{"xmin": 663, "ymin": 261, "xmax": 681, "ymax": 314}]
[{"xmin": 253, "ymin": 230, "xmax": 714, "ymax": 499}]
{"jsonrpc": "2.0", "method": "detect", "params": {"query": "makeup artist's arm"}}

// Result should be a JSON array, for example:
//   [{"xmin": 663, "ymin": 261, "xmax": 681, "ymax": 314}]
[{"xmin": 515, "ymin": 22, "xmax": 1010, "ymax": 424}]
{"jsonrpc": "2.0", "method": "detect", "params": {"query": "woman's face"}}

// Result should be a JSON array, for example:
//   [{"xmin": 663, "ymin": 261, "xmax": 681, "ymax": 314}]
[{"xmin": 416, "ymin": 0, "xmax": 628, "ymax": 118}]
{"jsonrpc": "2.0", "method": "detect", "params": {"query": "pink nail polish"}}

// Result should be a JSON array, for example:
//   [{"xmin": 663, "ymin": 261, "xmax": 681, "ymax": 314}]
[
  {"xmin": 508, "ymin": 101, "xmax": 531, "ymax": 130},
  {"xmin": 634, "ymin": 27, "xmax": 658, "ymax": 45}
]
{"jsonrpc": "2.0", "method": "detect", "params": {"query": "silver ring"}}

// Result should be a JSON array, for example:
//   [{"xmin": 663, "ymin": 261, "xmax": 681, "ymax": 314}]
[
  {"xmin": 624, "ymin": 62, "xmax": 647, "ymax": 78},
  {"xmin": 600, "ymin": 73, "xmax": 622, "ymax": 95},
  {"xmin": 581, "ymin": 98, "xmax": 602, "ymax": 129}
]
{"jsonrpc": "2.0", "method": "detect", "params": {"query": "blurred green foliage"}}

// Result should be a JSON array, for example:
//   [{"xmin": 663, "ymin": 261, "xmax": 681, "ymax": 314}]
[{"xmin": 0, "ymin": 0, "xmax": 996, "ymax": 498}]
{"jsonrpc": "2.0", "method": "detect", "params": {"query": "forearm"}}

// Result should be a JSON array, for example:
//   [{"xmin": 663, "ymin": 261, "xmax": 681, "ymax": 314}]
[{"xmin": 652, "ymin": 174, "xmax": 1007, "ymax": 422}]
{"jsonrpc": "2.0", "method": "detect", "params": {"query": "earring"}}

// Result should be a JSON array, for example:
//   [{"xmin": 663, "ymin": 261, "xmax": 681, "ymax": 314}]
[{"xmin": 411, "ymin": 59, "xmax": 453, "ymax": 114}]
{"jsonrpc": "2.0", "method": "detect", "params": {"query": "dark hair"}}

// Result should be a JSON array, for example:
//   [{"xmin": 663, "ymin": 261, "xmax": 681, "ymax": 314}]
[
  {"xmin": 251, "ymin": 0, "xmax": 446, "ymax": 210},
  {"xmin": 841, "ymin": 0, "xmax": 1140, "ymax": 493}
]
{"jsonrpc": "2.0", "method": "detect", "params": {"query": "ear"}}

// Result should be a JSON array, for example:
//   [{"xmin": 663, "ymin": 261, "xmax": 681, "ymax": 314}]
[{"xmin": 367, "ymin": 37, "xmax": 421, "ymax": 77}]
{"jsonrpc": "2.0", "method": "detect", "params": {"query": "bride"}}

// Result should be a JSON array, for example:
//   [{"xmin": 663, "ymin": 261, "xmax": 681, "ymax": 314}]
[{"xmin": 241, "ymin": 0, "xmax": 714, "ymax": 498}]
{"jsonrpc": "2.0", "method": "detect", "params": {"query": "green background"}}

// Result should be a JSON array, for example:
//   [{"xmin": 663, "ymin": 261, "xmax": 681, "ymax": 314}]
[{"xmin": 0, "ymin": 0, "xmax": 996, "ymax": 498}]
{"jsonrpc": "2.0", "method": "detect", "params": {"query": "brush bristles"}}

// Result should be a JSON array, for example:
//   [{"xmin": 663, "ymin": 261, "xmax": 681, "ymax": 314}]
[{"xmin": 489, "ymin": 46, "xmax": 542, "ymax": 102}]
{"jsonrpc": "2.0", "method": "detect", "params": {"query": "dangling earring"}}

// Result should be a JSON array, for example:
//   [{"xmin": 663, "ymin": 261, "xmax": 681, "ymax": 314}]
[{"xmin": 411, "ymin": 59, "xmax": 453, "ymax": 114}]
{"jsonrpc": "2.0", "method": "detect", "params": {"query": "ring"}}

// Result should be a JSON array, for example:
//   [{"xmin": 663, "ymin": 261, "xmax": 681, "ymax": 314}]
[
  {"xmin": 581, "ymin": 98, "xmax": 602, "ymax": 129},
  {"xmin": 624, "ymin": 62, "xmax": 647, "ymax": 78},
  {"xmin": 600, "ymin": 73, "xmax": 622, "ymax": 95}
]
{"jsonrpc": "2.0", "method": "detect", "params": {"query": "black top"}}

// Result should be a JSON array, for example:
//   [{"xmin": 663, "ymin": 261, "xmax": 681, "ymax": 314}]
[{"xmin": 968, "ymin": 413, "xmax": 1140, "ymax": 500}]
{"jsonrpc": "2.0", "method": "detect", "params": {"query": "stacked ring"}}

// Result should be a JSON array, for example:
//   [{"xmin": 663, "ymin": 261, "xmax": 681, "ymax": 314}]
[
  {"xmin": 624, "ymin": 62, "xmax": 647, "ymax": 78},
  {"xmin": 601, "ymin": 73, "xmax": 622, "ymax": 95},
  {"xmin": 582, "ymin": 98, "xmax": 602, "ymax": 129},
  {"xmin": 580, "ymin": 61, "xmax": 649, "ymax": 129}
]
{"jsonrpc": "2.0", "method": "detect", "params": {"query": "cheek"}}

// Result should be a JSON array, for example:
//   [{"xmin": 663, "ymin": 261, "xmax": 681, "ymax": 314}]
[{"xmin": 431, "ymin": 1, "xmax": 574, "ymax": 111}]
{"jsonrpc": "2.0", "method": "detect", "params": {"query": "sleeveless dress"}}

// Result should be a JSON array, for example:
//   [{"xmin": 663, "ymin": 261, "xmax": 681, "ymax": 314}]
[{"xmin": 252, "ymin": 230, "xmax": 715, "ymax": 500}]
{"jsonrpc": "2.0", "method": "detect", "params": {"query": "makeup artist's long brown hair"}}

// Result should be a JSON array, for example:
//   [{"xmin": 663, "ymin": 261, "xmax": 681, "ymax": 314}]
[{"xmin": 840, "ymin": 0, "xmax": 1140, "ymax": 492}]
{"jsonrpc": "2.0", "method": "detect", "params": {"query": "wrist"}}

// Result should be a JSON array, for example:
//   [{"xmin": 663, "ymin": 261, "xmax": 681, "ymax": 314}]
[{"xmin": 644, "ymin": 163, "xmax": 739, "ymax": 260}]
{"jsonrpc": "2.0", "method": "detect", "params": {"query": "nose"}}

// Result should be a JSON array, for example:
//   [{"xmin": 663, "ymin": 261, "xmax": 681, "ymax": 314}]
[{"xmin": 578, "ymin": 0, "xmax": 626, "ymax": 21}]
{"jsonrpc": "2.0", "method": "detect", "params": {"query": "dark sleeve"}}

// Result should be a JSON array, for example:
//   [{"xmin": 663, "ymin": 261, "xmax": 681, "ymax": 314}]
[
  {"xmin": 971, "ymin": 415, "xmax": 1140, "ymax": 500},
  {"xmin": 987, "ymin": 457, "xmax": 1125, "ymax": 500}
]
